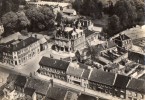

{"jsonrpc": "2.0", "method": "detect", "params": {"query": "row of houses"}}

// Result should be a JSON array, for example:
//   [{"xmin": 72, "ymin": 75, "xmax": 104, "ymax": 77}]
[
  {"xmin": 37, "ymin": 56, "xmax": 145, "ymax": 100},
  {"xmin": 2, "ymin": 74, "xmax": 79, "ymax": 100}
]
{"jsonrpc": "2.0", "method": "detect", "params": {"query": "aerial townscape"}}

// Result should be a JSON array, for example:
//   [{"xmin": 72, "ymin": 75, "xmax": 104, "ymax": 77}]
[{"xmin": 0, "ymin": 0, "xmax": 145, "ymax": 100}]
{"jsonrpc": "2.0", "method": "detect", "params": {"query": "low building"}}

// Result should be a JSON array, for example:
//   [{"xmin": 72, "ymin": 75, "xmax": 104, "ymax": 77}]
[
  {"xmin": 46, "ymin": 85, "xmax": 78, "ymax": 100},
  {"xmin": 88, "ymin": 68, "xmax": 116, "ymax": 95},
  {"xmin": 2, "ymin": 36, "xmax": 40, "ymax": 66},
  {"xmin": 39, "ymin": 37, "xmax": 48, "ymax": 51},
  {"xmin": 38, "ymin": 56, "xmax": 70, "ymax": 81},
  {"xmin": 113, "ymin": 74, "xmax": 130, "ymax": 99},
  {"xmin": 66, "ymin": 63, "xmax": 91, "ymax": 88},
  {"xmin": 0, "ymin": 32, "xmax": 21, "ymax": 43},
  {"xmin": 84, "ymin": 29, "xmax": 98, "ymax": 45},
  {"xmin": 104, "ymin": 63, "xmax": 125, "ymax": 74},
  {"xmin": 24, "ymin": 78, "xmax": 50, "ymax": 100},
  {"xmin": 3, "ymin": 74, "xmax": 27, "ymax": 100},
  {"xmin": 113, "ymin": 34, "xmax": 132, "ymax": 50},
  {"xmin": 128, "ymin": 51, "xmax": 145, "ymax": 65},
  {"xmin": 27, "ymin": 1, "xmax": 71, "ymax": 9},
  {"xmin": 54, "ymin": 27, "xmax": 86, "ymax": 52},
  {"xmin": 14, "ymin": 75, "xmax": 27, "ymax": 93},
  {"xmin": 63, "ymin": 9, "xmax": 77, "ymax": 16},
  {"xmin": 126, "ymin": 78, "xmax": 145, "ymax": 100}
]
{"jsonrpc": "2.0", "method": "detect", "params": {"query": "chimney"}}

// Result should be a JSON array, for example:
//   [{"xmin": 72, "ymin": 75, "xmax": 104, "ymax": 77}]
[{"xmin": 35, "ymin": 34, "xmax": 37, "ymax": 39}]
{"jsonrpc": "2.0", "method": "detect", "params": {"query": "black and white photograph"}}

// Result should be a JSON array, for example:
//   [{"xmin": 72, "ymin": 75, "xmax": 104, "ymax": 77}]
[{"xmin": 0, "ymin": 0, "xmax": 144, "ymax": 100}]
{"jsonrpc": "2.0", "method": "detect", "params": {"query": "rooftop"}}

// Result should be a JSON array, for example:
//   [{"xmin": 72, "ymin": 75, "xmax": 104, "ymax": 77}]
[
  {"xmin": 46, "ymin": 86, "xmax": 68, "ymax": 100},
  {"xmin": 39, "ymin": 56, "xmax": 70, "ymax": 71},
  {"xmin": 89, "ymin": 68, "xmax": 116, "ymax": 86},
  {"xmin": 127, "ymin": 78, "xmax": 145, "ymax": 93},
  {"xmin": 14, "ymin": 75, "xmax": 27, "ymax": 88},
  {"xmin": 114, "ymin": 34, "xmax": 130, "ymax": 41},
  {"xmin": 25, "ymin": 78, "xmax": 50, "ymax": 95},
  {"xmin": 84, "ymin": 29, "xmax": 96, "ymax": 37},
  {"xmin": 66, "ymin": 65, "xmax": 84, "ymax": 78},
  {"xmin": 3, "ymin": 37, "xmax": 38, "ymax": 52},
  {"xmin": 0, "ymin": 32, "xmax": 21, "ymax": 43},
  {"xmin": 114, "ymin": 74, "xmax": 130, "ymax": 89},
  {"xmin": 63, "ymin": 9, "xmax": 76, "ymax": 14}
]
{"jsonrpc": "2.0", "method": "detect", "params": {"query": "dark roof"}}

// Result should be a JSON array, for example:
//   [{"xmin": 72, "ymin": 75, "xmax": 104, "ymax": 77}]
[
  {"xmin": 84, "ymin": 29, "xmax": 96, "ymax": 37},
  {"xmin": 3, "ymin": 37, "xmax": 38, "ymax": 52},
  {"xmin": 24, "ymin": 88, "xmax": 35, "ymax": 97},
  {"xmin": 115, "ymin": 34, "xmax": 130, "ymax": 41},
  {"xmin": 46, "ymin": 86, "xmax": 67, "ymax": 100},
  {"xmin": 7, "ymin": 74, "xmax": 18, "ymax": 83},
  {"xmin": 127, "ymin": 78, "xmax": 145, "ymax": 93},
  {"xmin": 89, "ymin": 69, "xmax": 116, "ymax": 86},
  {"xmin": 39, "ymin": 57, "xmax": 70, "ymax": 71},
  {"xmin": 114, "ymin": 74, "xmax": 130, "ymax": 89},
  {"xmin": 14, "ymin": 75, "xmax": 27, "ymax": 88},
  {"xmin": 25, "ymin": 78, "xmax": 50, "ymax": 95},
  {"xmin": 82, "ymin": 69, "xmax": 90, "ymax": 80},
  {"xmin": 78, "ymin": 94, "xmax": 97, "ymax": 100}
]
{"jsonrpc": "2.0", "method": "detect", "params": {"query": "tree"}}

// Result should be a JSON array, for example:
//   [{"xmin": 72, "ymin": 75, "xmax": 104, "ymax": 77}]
[
  {"xmin": 16, "ymin": 11, "xmax": 30, "ymax": 31},
  {"xmin": 1, "ymin": 11, "xmax": 18, "ymax": 33},
  {"xmin": 1, "ymin": 11, "xmax": 30, "ymax": 35},
  {"xmin": 72, "ymin": 0, "xmax": 103, "ymax": 19},
  {"xmin": 107, "ymin": 15, "xmax": 121, "ymax": 36},
  {"xmin": 114, "ymin": 0, "xmax": 137, "ymax": 29},
  {"xmin": 72, "ymin": 0, "xmax": 83, "ymax": 13},
  {"xmin": 25, "ymin": 6, "xmax": 55, "ymax": 32}
]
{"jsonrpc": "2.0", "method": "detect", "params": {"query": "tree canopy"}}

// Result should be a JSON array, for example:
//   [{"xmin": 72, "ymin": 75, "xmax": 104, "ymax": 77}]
[
  {"xmin": 72, "ymin": 0, "xmax": 103, "ymax": 19},
  {"xmin": 25, "ymin": 6, "xmax": 55, "ymax": 32}
]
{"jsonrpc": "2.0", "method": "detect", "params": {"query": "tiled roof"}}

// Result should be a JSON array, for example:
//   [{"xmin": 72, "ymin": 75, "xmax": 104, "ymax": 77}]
[
  {"xmin": 0, "ymin": 32, "xmax": 21, "ymax": 43},
  {"xmin": 7, "ymin": 74, "xmax": 18, "ymax": 83},
  {"xmin": 25, "ymin": 78, "xmax": 50, "ymax": 95},
  {"xmin": 14, "ymin": 75, "xmax": 27, "ymax": 88},
  {"xmin": 24, "ymin": 88, "xmax": 35, "ymax": 97},
  {"xmin": 39, "ymin": 57, "xmax": 70, "ymax": 71},
  {"xmin": 3, "ymin": 37, "xmax": 38, "ymax": 52},
  {"xmin": 82, "ymin": 69, "xmax": 90, "ymax": 80},
  {"xmin": 46, "ymin": 86, "xmax": 67, "ymax": 100},
  {"xmin": 84, "ymin": 29, "xmax": 96, "ymax": 37},
  {"xmin": 39, "ymin": 37, "xmax": 47, "ymax": 44},
  {"xmin": 65, "ymin": 91, "xmax": 78, "ymax": 100},
  {"xmin": 67, "ymin": 66, "xmax": 84, "ymax": 77},
  {"xmin": 89, "ymin": 68, "xmax": 116, "ymax": 86},
  {"xmin": 127, "ymin": 78, "xmax": 145, "ymax": 93},
  {"xmin": 114, "ymin": 74, "xmax": 130, "ymax": 89},
  {"xmin": 78, "ymin": 63, "xmax": 88, "ymax": 69}
]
